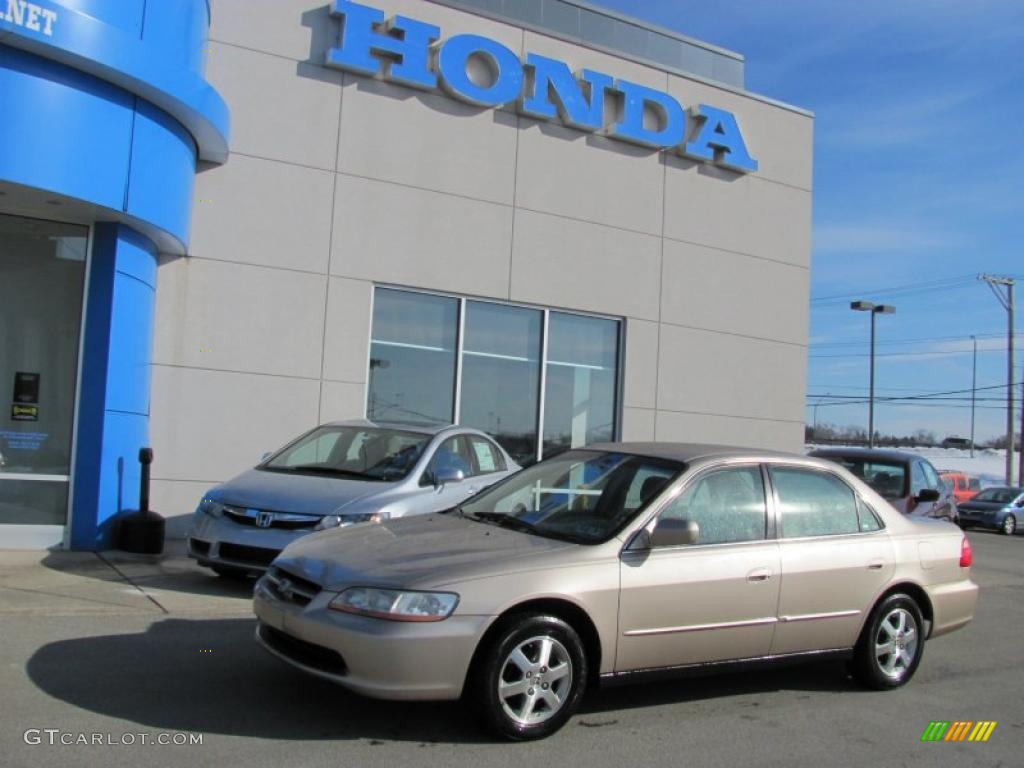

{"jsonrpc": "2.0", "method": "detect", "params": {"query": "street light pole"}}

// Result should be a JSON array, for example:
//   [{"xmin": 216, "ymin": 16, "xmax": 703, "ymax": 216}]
[{"xmin": 851, "ymin": 301, "xmax": 896, "ymax": 449}]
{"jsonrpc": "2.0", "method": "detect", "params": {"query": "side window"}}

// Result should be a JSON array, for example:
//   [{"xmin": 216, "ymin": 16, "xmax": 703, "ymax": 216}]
[
  {"xmin": 969, "ymin": 478, "xmax": 981, "ymax": 491},
  {"xmin": 422, "ymin": 436, "xmax": 473, "ymax": 485},
  {"xmin": 921, "ymin": 461, "xmax": 941, "ymax": 491},
  {"xmin": 909, "ymin": 461, "xmax": 928, "ymax": 495},
  {"xmin": 468, "ymin": 436, "xmax": 506, "ymax": 475},
  {"xmin": 660, "ymin": 466, "xmax": 766, "ymax": 546},
  {"xmin": 772, "ymin": 467, "xmax": 860, "ymax": 538},
  {"xmin": 857, "ymin": 498, "xmax": 884, "ymax": 532}
]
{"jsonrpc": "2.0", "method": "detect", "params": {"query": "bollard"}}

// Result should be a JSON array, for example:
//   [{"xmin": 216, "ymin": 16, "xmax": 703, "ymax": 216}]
[{"xmin": 115, "ymin": 448, "xmax": 166, "ymax": 554}]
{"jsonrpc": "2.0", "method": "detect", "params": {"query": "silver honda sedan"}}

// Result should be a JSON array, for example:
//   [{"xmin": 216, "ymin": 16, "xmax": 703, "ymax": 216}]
[{"xmin": 187, "ymin": 420, "xmax": 519, "ymax": 576}]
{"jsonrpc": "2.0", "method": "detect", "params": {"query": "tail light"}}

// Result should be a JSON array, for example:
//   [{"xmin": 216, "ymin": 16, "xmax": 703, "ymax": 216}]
[{"xmin": 959, "ymin": 536, "xmax": 973, "ymax": 568}]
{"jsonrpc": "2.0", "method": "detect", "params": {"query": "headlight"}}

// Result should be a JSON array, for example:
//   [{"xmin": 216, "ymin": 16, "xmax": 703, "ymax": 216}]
[
  {"xmin": 314, "ymin": 512, "xmax": 386, "ymax": 531},
  {"xmin": 198, "ymin": 499, "xmax": 226, "ymax": 518},
  {"xmin": 328, "ymin": 587, "xmax": 458, "ymax": 622}
]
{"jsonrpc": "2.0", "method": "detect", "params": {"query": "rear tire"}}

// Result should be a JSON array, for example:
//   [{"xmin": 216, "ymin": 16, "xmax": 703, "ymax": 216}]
[
  {"xmin": 1002, "ymin": 515, "xmax": 1016, "ymax": 536},
  {"xmin": 852, "ymin": 593, "xmax": 925, "ymax": 690},
  {"xmin": 468, "ymin": 614, "xmax": 587, "ymax": 741}
]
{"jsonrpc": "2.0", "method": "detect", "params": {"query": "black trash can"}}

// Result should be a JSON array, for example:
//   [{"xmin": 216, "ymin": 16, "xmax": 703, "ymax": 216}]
[{"xmin": 115, "ymin": 448, "xmax": 165, "ymax": 555}]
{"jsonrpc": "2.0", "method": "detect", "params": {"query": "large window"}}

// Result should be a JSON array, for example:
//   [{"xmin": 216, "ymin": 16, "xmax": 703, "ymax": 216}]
[
  {"xmin": 367, "ymin": 290, "xmax": 458, "ymax": 425},
  {"xmin": 366, "ymin": 288, "xmax": 621, "ymax": 465},
  {"xmin": 543, "ymin": 311, "xmax": 619, "ymax": 457}
]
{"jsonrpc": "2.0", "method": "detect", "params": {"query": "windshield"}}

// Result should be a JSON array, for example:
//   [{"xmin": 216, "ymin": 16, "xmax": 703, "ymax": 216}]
[
  {"xmin": 827, "ymin": 457, "xmax": 907, "ymax": 499},
  {"xmin": 458, "ymin": 450, "xmax": 684, "ymax": 544},
  {"xmin": 973, "ymin": 488, "xmax": 1021, "ymax": 504},
  {"xmin": 261, "ymin": 425, "xmax": 430, "ymax": 481}
]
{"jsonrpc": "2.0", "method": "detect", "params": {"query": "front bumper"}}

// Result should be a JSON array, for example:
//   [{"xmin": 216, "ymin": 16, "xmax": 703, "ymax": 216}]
[
  {"xmin": 188, "ymin": 513, "xmax": 317, "ymax": 572},
  {"xmin": 958, "ymin": 514, "xmax": 998, "ymax": 530},
  {"xmin": 253, "ymin": 575, "xmax": 490, "ymax": 701}
]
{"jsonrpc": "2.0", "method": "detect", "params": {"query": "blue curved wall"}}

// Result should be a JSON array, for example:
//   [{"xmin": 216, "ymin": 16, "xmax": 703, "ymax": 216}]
[{"xmin": 0, "ymin": 0, "xmax": 229, "ymax": 548}]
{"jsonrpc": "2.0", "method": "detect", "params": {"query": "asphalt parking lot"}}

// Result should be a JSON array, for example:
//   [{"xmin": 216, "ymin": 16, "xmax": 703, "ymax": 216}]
[{"xmin": 1, "ymin": 532, "xmax": 1020, "ymax": 768}]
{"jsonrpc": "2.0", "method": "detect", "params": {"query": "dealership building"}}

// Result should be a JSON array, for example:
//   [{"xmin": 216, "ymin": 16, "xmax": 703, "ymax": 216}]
[{"xmin": 0, "ymin": 0, "xmax": 812, "ymax": 550}]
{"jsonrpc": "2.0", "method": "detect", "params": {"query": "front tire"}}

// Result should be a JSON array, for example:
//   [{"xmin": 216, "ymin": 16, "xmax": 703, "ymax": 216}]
[
  {"xmin": 1002, "ymin": 515, "xmax": 1016, "ymax": 535},
  {"xmin": 469, "ymin": 614, "xmax": 587, "ymax": 741},
  {"xmin": 852, "ymin": 593, "xmax": 925, "ymax": 689}
]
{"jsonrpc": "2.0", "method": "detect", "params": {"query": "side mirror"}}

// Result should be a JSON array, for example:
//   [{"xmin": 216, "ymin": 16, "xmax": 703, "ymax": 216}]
[
  {"xmin": 433, "ymin": 468, "xmax": 464, "ymax": 488},
  {"xmin": 649, "ymin": 518, "xmax": 699, "ymax": 548},
  {"xmin": 916, "ymin": 488, "xmax": 941, "ymax": 503},
  {"xmin": 260, "ymin": 452, "xmax": 273, "ymax": 463}
]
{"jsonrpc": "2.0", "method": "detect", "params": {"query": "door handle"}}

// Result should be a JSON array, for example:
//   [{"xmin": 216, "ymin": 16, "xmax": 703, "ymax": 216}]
[
  {"xmin": 747, "ymin": 568, "xmax": 772, "ymax": 582},
  {"xmin": 867, "ymin": 560, "xmax": 885, "ymax": 570}
]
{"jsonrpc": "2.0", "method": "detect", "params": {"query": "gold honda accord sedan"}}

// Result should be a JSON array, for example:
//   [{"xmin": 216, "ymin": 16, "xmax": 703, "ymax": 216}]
[{"xmin": 253, "ymin": 443, "xmax": 977, "ymax": 740}]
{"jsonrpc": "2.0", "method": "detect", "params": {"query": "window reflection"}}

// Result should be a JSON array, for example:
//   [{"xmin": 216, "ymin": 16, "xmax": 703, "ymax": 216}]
[
  {"xmin": 459, "ymin": 302, "xmax": 541, "ymax": 466},
  {"xmin": 543, "ymin": 312, "xmax": 619, "ymax": 459},
  {"xmin": 366, "ymin": 289, "xmax": 458, "ymax": 425},
  {"xmin": 366, "ymin": 289, "xmax": 621, "ymax": 463}
]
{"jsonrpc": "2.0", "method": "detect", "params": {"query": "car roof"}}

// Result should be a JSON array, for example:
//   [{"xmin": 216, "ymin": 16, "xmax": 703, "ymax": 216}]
[
  {"xmin": 585, "ymin": 441, "xmax": 799, "ymax": 464},
  {"xmin": 808, "ymin": 446, "xmax": 928, "ymax": 463},
  {"xmin": 320, "ymin": 418, "xmax": 456, "ymax": 436}
]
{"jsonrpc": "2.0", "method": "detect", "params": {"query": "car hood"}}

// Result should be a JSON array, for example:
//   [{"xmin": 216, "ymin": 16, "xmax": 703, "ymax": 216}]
[
  {"xmin": 958, "ymin": 500, "xmax": 1008, "ymax": 513},
  {"xmin": 211, "ymin": 468, "xmax": 390, "ymax": 515},
  {"xmin": 273, "ymin": 513, "xmax": 576, "ymax": 591}
]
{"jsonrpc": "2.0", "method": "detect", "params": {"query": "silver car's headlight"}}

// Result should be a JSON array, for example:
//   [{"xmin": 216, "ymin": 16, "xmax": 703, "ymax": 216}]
[
  {"xmin": 315, "ymin": 512, "xmax": 386, "ymax": 531},
  {"xmin": 328, "ymin": 587, "xmax": 458, "ymax": 622},
  {"xmin": 198, "ymin": 499, "xmax": 226, "ymax": 518}
]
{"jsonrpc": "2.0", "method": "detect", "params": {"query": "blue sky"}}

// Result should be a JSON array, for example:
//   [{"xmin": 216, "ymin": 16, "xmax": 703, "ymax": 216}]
[{"xmin": 597, "ymin": 0, "xmax": 1024, "ymax": 443}]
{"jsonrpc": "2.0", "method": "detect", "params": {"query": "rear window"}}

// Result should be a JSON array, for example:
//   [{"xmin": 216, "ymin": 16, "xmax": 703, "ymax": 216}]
[{"xmin": 821, "ymin": 456, "xmax": 907, "ymax": 499}]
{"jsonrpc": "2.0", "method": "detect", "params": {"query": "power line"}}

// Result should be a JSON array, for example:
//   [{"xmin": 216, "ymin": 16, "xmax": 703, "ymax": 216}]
[
  {"xmin": 810, "ymin": 331, "xmax": 1020, "ymax": 349},
  {"xmin": 810, "ymin": 274, "xmax": 977, "ymax": 305},
  {"xmin": 810, "ymin": 347, "xmax": 1020, "ymax": 359}
]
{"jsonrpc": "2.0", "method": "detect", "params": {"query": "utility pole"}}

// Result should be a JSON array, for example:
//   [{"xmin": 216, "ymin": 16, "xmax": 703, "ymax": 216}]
[
  {"xmin": 979, "ymin": 274, "xmax": 1015, "ymax": 485},
  {"xmin": 970, "ymin": 335, "xmax": 976, "ymax": 459}
]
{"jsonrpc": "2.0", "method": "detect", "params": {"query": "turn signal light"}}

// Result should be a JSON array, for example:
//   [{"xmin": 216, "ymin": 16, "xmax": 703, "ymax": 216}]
[{"xmin": 959, "ymin": 536, "xmax": 973, "ymax": 568}]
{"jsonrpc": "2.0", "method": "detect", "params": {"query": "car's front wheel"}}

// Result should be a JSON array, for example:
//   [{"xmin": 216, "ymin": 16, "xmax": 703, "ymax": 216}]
[
  {"xmin": 1002, "ymin": 515, "xmax": 1016, "ymax": 535},
  {"xmin": 469, "ymin": 614, "xmax": 587, "ymax": 741},
  {"xmin": 852, "ymin": 593, "xmax": 925, "ymax": 689}
]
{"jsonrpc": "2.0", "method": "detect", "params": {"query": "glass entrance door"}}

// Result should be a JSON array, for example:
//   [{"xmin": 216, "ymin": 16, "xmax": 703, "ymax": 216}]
[{"xmin": 0, "ymin": 213, "xmax": 87, "ymax": 531}]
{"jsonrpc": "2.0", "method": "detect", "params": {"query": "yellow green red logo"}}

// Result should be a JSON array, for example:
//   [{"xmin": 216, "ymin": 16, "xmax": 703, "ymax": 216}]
[{"xmin": 921, "ymin": 721, "xmax": 996, "ymax": 742}]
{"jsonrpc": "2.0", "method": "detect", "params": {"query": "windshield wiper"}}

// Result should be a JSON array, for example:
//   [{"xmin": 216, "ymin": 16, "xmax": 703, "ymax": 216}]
[
  {"xmin": 275, "ymin": 465, "xmax": 374, "ymax": 479},
  {"xmin": 468, "ymin": 511, "xmax": 542, "ymax": 533}
]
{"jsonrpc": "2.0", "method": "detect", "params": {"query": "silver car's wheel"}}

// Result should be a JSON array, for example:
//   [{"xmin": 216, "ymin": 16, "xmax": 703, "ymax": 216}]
[
  {"xmin": 1002, "ymin": 515, "xmax": 1016, "ymax": 535},
  {"xmin": 874, "ymin": 607, "xmax": 919, "ymax": 681},
  {"xmin": 498, "ymin": 636, "xmax": 573, "ymax": 726}
]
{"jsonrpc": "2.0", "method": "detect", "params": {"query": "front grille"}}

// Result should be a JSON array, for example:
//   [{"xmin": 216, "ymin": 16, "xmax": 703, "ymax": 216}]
[
  {"xmin": 218, "ymin": 542, "xmax": 279, "ymax": 567},
  {"xmin": 265, "ymin": 566, "xmax": 322, "ymax": 607},
  {"xmin": 224, "ymin": 508, "xmax": 319, "ymax": 530},
  {"xmin": 189, "ymin": 538, "xmax": 211, "ymax": 556},
  {"xmin": 259, "ymin": 624, "xmax": 347, "ymax": 677}
]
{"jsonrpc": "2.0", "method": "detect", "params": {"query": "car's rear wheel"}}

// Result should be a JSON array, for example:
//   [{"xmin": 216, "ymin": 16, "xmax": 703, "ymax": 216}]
[
  {"xmin": 1002, "ymin": 515, "xmax": 1016, "ymax": 535},
  {"xmin": 852, "ymin": 593, "xmax": 925, "ymax": 689},
  {"xmin": 469, "ymin": 614, "xmax": 587, "ymax": 741}
]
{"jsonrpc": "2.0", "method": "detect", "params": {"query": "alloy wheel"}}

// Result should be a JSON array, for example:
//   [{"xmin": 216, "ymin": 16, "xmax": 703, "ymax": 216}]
[
  {"xmin": 498, "ymin": 635, "xmax": 573, "ymax": 726},
  {"xmin": 1003, "ymin": 515, "xmax": 1016, "ymax": 535},
  {"xmin": 874, "ymin": 607, "xmax": 919, "ymax": 680}
]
